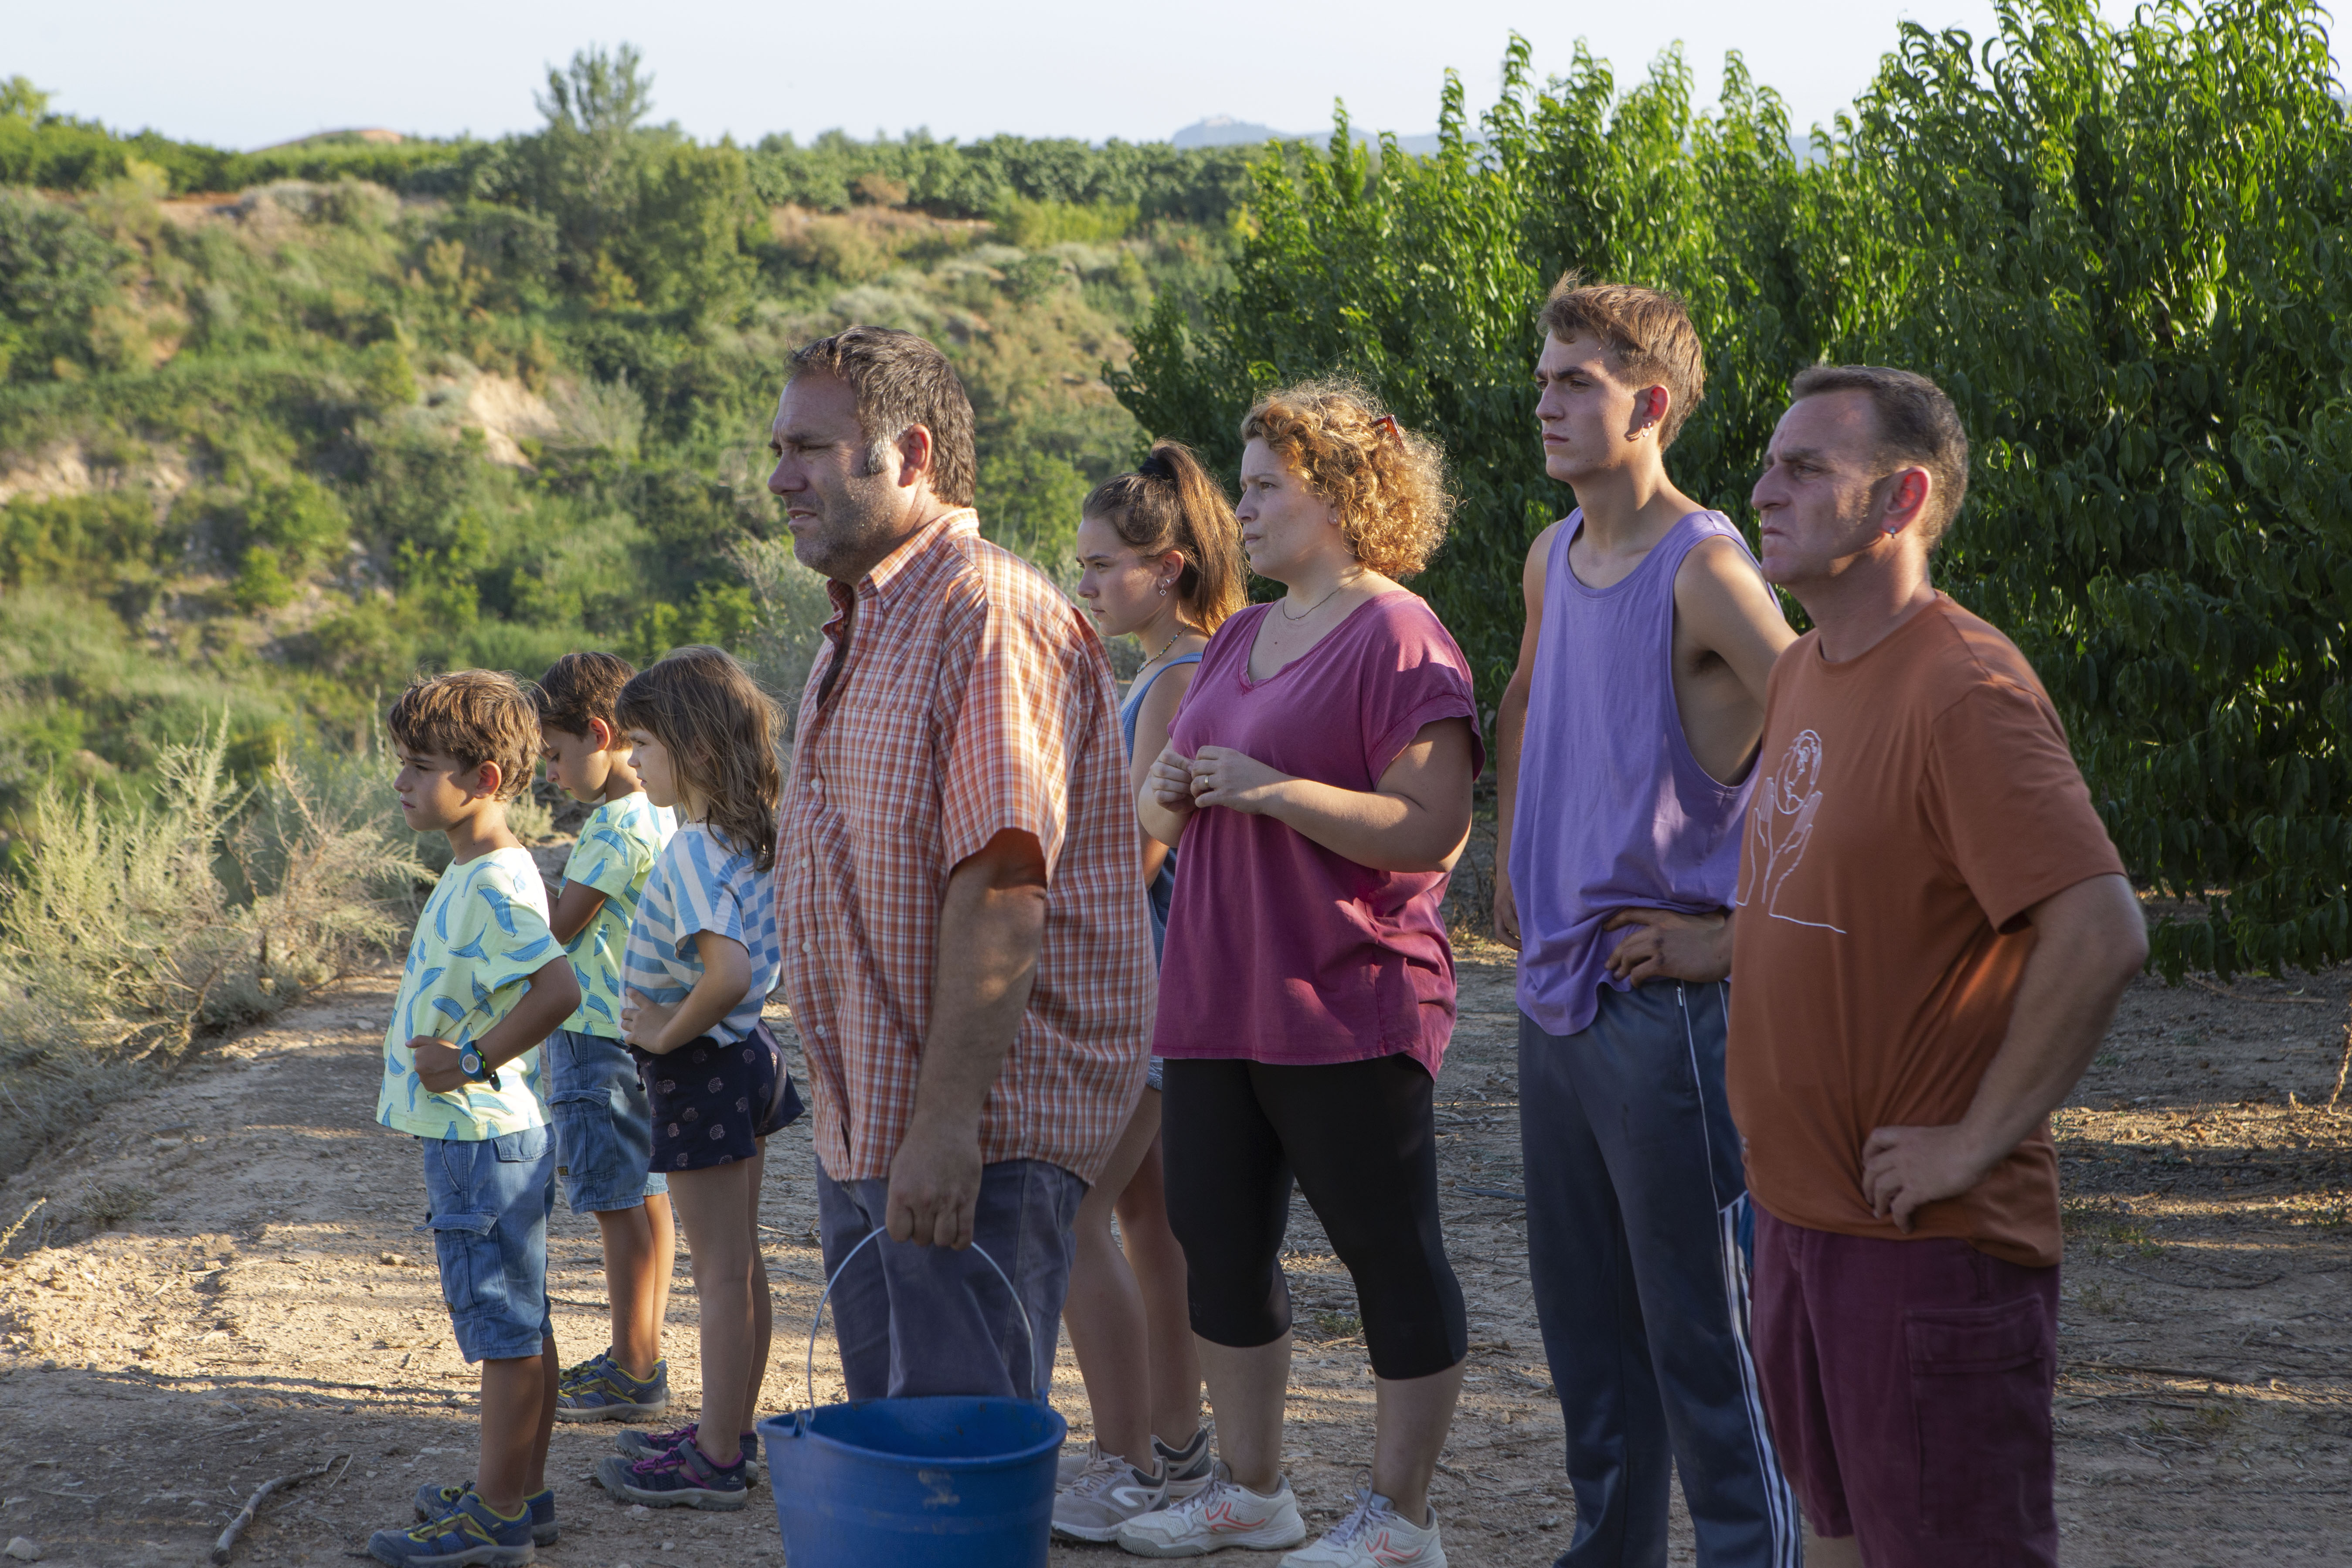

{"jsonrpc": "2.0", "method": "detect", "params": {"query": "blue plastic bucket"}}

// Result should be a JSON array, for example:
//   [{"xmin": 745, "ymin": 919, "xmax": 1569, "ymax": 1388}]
[{"xmin": 758, "ymin": 1228, "xmax": 1065, "ymax": 1568}]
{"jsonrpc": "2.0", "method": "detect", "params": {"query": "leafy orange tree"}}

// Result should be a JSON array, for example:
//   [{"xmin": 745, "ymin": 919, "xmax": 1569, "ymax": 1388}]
[{"xmin": 1116, "ymin": 0, "xmax": 2350, "ymax": 979}]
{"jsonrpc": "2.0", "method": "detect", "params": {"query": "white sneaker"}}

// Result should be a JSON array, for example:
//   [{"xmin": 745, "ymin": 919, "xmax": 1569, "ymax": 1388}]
[
  {"xmin": 1280, "ymin": 1488, "xmax": 1446, "ymax": 1567},
  {"xmin": 1114, "ymin": 1462, "xmax": 1309, "ymax": 1557}
]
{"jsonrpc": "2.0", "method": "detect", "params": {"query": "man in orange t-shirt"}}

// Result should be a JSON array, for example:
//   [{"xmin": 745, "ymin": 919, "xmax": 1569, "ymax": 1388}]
[{"xmin": 1728, "ymin": 367, "xmax": 2147, "ymax": 1568}]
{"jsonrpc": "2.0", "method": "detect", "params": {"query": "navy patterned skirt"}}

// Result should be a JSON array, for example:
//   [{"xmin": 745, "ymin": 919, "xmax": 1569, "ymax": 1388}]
[{"xmin": 633, "ymin": 1022, "xmax": 804, "ymax": 1172}]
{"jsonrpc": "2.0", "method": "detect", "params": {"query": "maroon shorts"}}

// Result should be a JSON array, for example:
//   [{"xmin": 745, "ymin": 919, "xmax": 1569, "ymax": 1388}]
[{"xmin": 1750, "ymin": 1206, "xmax": 2059, "ymax": 1568}]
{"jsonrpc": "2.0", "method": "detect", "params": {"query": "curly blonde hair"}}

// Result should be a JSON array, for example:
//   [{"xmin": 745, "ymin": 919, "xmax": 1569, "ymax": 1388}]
[{"xmin": 1238, "ymin": 380, "xmax": 1454, "ymax": 580}]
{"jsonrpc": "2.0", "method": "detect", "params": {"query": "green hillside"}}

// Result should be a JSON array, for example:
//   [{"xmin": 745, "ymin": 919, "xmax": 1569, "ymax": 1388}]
[{"xmin": 0, "ymin": 47, "xmax": 1250, "ymax": 825}]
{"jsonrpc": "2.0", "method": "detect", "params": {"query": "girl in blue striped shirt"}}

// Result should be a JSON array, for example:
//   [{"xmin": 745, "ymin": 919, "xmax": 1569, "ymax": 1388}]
[{"xmin": 598, "ymin": 646, "xmax": 799, "ymax": 1510}]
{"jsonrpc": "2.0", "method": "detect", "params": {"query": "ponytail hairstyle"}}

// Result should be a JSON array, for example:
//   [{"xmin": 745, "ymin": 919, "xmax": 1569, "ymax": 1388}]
[
  {"xmin": 1081, "ymin": 440, "xmax": 1247, "ymax": 631},
  {"xmin": 613, "ymin": 646, "xmax": 781, "ymax": 872}
]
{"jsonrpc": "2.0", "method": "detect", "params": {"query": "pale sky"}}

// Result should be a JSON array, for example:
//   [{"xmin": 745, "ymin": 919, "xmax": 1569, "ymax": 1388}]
[{"xmin": 17, "ymin": 0, "xmax": 2148, "ymax": 152}]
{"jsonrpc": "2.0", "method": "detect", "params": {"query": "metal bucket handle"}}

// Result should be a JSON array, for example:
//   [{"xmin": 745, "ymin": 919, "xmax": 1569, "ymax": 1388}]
[{"xmin": 798, "ymin": 1224, "xmax": 1043, "ymax": 1422}]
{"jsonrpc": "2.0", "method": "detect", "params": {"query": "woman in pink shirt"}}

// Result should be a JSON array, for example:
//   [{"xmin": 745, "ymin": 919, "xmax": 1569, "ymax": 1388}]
[{"xmin": 1122, "ymin": 382, "xmax": 1480, "ymax": 1568}]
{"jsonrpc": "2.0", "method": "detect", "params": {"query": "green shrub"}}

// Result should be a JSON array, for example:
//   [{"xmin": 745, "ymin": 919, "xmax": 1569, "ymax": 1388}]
[
  {"xmin": 619, "ymin": 582, "xmax": 757, "ymax": 668},
  {"xmin": 0, "ymin": 190, "xmax": 133, "ymax": 381},
  {"xmin": 231, "ymin": 545, "xmax": 296, "ymax": 612},
  {"xmin": 977, "ymin": 446, "xmax": 1089, "ymax": 577},
  {"xmin": 994, "ymin": 197, "xmax": 1139, "ymax": 248},
  {"xmin": 0, "ymin": 492, "xmax": 161, "ymax": 590}
]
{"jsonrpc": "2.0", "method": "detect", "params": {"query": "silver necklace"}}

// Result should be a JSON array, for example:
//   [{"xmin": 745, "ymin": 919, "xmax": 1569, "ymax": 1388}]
[{"xmin": 1280, "ymin": 571, "xmax": 1361, "ymax": 622}]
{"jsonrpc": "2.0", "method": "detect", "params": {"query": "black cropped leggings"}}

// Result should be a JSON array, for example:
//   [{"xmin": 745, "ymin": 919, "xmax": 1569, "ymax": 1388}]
[{"xmin": 1160, "ymin": 1054, "xmax": 1467, "ymax": 1380}]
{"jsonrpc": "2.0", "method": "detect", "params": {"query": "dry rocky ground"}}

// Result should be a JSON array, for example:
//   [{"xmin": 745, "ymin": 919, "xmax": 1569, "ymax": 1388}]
[{"xmin": 0, "ymin": 939, "xmax": 2344, "ymax": 1566}]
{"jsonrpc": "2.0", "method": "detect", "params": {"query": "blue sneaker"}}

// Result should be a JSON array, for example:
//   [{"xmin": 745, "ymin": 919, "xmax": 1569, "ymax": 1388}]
[
  {"xmin": 595, "ymin": 1437, "xmax": 750, "ymax": 1510},
  {"xmin": 555, "ymin": 1351, "xmax": 670, "ymax": 1422},
  {"xmin": 614, "ymin": 1420, "xmax": 760, "ymax": 1480},
  {"xmin": 413, "ymin": 1483, "xmax": 557, "ymax": 1546},
  {"xmin": 367, "ymin": 1492, "xmax": 534, "ymax": 1566}
]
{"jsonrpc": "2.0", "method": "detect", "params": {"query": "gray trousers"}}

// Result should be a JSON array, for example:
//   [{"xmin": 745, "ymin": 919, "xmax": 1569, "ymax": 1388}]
[
  {"xmin": 815, "ymin": 1158, "xmax": 1085, "ymax": 1401},
  {"xmin": 1520, "ymin": 981, "xmax": 1801, "ymax": 1568}
]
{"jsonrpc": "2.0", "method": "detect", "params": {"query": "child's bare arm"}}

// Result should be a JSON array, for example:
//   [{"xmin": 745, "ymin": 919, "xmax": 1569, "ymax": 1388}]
[
  {"xmin": 621, "ymin": 933, "xmax": 752, "ymax": 1055},
  {"xmin": 411, "ymin": 955, "xmax": 581, "ymax": 1092},
  {"xmin": 547, "ymin": 879, "xmax": 608, "ymax": 945}
]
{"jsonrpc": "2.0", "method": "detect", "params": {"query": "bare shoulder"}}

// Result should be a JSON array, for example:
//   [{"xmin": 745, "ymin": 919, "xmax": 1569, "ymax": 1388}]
[
  {"xmin": 1674, "ymin": 534, "xmax": 1791, "ymax": 639},
  {"xmin": 1524, "ymin": 520, "xmax": 1565, "ymax": 588},
  {"xmin": 1133, "ymin": 657, "xmax": 1200, "ymax": 746}
]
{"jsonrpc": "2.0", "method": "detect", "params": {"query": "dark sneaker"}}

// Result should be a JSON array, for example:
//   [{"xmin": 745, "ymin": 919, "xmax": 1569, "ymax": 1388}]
[
  {"xmin": 615, "ymin": 1421, "xmax": 760, "ymax": 1481},
  {"xmin": 1156, "ymin": 1423, "xmax": 1216, "ymax": 1501},
  {"xmin": 555, "ymin": 1351, "xmax": 670, "ymax": 1422},
  {"xmin": 595, "ymin": 1438, "xmax": 751, "ymax": 1511},
  {"xmin": 413, "ymin": 1483, "xmax": 557, "ymax": 1546},
  {"xmin": 368, "ymin": 1492, "xmax": 535, "ymax": 1566}
]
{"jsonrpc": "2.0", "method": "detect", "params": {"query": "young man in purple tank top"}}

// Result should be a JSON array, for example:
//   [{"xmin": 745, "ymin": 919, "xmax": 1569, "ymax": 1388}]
[{"xmin": 1493, "ymin": 277, "xmax": 1801, "ymax": 1568}]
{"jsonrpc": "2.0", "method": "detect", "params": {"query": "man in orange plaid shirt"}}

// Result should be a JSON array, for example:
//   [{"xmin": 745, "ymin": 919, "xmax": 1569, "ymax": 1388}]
[{"xmin": 769, "ymin": 325, "xmax": 1156, "ymax": 1409}]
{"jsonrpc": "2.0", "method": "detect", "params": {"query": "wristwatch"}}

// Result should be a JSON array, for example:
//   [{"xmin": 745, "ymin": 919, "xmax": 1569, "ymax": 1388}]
[{"xmin": 458, "ymin": 1047, "xmax": 499, "ymax": 1088}]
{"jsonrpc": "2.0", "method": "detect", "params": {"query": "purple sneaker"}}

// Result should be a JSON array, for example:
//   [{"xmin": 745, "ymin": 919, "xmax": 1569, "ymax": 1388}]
[
  {"xmin": 595, "ymin": 1438, "xmax": 750, "ymax": 1511},
  {"xmin": 614, "ymin": 1421, "xmax": 759, "ymax": 1480}
]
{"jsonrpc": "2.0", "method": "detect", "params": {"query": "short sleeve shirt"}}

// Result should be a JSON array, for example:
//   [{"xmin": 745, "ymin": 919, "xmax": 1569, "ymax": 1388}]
[
  {"xmin": 623, "ymin": 823, "xmax": 781, "ymax": 1048},
  {"xmin": 562, "ymin": 799, "xmax": 682, "ymax": 1044},
  {"xmin": 1726, "ymin": 595, "xmax": 2128, "ymax": 1268},
  {"xmin": 778, "ymin": 510, "xmax": 1154, "ymax": 1186},
  {"xmin": 1153, "ymin": 592, "xmax": 1484, "ymax": 1075},
  {"xmin": 557, "ymin": 792, "xmax": 676, "ymax": 1038},
  {"xmin": 377, "ymin": 846, "xmax": 558, "ymax": 1140}
]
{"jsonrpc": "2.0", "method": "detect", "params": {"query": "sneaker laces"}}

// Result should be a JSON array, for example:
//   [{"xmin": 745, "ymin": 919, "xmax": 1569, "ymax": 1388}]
[
  {"xmin": 1166, "ymin": 1463, "xmax": 1263, "ymax": 1524},
  {"xmin": 1322, "ymin": 1486, "xmax": 1383, "ymax": 1546},
  {"xmin": 630, "ymin": 1446, "xmax": 690, "ymax": 1479},
  {"xmin": 405, "ymin": 1510, "xmax": 486, "ymax": 1546},
  {"xmin": 1068, "ymin": 1448, "xmax": 1129, "ymax": 1497}
]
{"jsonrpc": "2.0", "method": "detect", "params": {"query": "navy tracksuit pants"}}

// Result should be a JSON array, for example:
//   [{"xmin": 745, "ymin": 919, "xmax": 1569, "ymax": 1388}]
[{"xmin": 1519, "ymin": 980, "xmax": 1801, "ymax": 1568}]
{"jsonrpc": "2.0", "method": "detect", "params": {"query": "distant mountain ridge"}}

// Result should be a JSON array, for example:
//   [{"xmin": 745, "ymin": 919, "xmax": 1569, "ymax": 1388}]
[{"xmin": 1173, "ymin": 115, "xmax": 1444, "ymax": 155}]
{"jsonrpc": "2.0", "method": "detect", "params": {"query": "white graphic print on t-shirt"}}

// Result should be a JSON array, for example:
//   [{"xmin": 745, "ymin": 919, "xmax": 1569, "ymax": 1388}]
[{"xmin": 1736, "ymin": 728, "xmax": 1846, "ymax": 934}]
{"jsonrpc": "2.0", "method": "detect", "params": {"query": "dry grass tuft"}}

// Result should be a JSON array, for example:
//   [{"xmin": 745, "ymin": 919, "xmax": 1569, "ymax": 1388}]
[{"xmin": 0, "ymin": 722, "xmax": 427, "ymax": 1173}]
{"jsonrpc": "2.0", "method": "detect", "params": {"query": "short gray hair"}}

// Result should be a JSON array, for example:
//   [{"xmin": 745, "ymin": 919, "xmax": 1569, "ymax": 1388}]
[{"xmin": 1789, "ymin": 364, "xmax": 1970, "ymax": 548}]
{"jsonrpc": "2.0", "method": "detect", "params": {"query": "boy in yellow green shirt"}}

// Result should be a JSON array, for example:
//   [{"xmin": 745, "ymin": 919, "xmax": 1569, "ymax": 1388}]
[
  {"xmin": 372, "ymin": 671, "xmax": 579, "ymax": 1568},
  {"xmin": 532, "ymin": 653, "xmax": 680, "ymax": 1424}
]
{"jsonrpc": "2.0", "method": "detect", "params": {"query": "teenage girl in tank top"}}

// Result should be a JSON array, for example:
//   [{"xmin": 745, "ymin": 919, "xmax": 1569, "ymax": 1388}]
[{"xmin": 1050, "ymin": 442, "xmax": 1246, "ymax": 1541}]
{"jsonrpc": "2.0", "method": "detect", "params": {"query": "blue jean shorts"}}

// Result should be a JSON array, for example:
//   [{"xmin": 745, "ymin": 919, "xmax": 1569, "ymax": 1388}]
[
  {"xmin": 418, "ymin": 1127, "xmax": 556, "ymax": 1363},
  {"xmin": 546, "ymin": 1027, "xmax": 668, "ymax": 1212}
]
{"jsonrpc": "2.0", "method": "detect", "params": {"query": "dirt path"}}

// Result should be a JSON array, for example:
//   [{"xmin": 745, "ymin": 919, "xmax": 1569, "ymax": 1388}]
[{"xmin": 0, "ymin": 949, "xmax": 2345, "ymax": 1565}]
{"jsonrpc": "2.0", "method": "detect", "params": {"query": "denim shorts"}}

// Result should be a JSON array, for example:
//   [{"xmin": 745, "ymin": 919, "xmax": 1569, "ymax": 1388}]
[
  {"xmin": 418, "ymin": 1127, "xmax": 556, "ymax": 1363},
  {"xmin": 546, "ymin": 1027, "xmax": 668, "ymax": 1212},
  {"xmin": 633, "ymin": 1025, "xmax": 803, "ymax": 1173}
]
